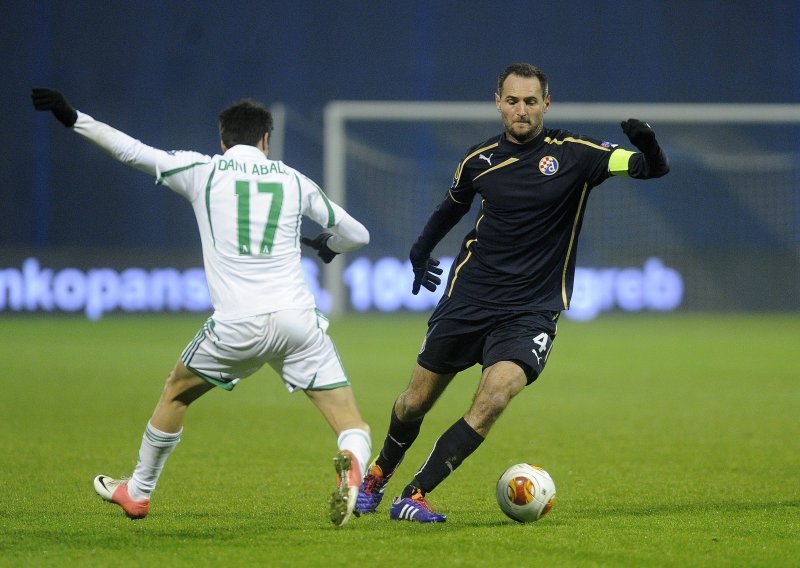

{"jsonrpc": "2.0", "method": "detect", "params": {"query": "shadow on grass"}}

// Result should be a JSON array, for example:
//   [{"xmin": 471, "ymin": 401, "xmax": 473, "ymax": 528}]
[{"xmin": 433, "ymin": 499, "xmax": 800, "ymax": 529}]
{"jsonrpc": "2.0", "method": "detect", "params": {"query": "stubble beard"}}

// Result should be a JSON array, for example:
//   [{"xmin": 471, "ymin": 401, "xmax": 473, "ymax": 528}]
[{"xmin": 506, "ymin": 121, "xmax": 539, "ymax": 144}]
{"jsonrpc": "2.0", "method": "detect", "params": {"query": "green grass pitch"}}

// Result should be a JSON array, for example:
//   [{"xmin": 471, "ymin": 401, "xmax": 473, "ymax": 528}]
[{"xmin": 1, "ymin": 313, "xmax": 798, "ymax": 566}]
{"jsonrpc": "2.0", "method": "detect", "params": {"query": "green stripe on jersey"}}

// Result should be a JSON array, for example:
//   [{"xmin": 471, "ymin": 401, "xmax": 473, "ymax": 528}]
[
  {"xmin": 303, "ymin": 174, "xmax": 335, "ymax": 227},
  {"xmin": 294, "ymin": 174, "xmax": 303, "ymax": 247},
  {"xmin": 204, "ymin": 165, "xmax": 217, "ymax": 245},
  {"xmin": 156, "ymin": 161, "xmax": 210, "ymax": 184}
]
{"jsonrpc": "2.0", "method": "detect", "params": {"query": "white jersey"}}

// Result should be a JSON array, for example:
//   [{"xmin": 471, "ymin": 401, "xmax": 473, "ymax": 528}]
[{"xmin": 72, "ymin": 112, "xmax": 369, "ymax": 320}]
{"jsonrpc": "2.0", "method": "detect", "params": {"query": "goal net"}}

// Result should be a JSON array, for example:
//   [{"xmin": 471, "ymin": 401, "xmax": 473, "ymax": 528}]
[{"xmin": 322, "ymin": 102, "xmax": 800, "ymax": 318}]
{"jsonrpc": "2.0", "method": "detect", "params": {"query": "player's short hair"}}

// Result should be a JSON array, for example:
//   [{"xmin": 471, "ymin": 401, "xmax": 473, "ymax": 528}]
[
  {"xmin": 218, "ymin": 98, "xmax": 274, "ymax": 149},
  {"xmin": 497, "ymin": 63, "xmax": 549, "ymax": 98}
]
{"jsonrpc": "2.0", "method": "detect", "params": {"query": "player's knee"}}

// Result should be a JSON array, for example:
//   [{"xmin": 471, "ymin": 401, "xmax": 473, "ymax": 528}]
[
  {"xmin": 161, "ymin": 363, "xmax": 209, "ymax": 406},
  {"xmin": 476, "ymin": 384, "xmax": 517, "ymax": 416},
  {"xmin": 160, "ymin": 373, "xmax": 187, "ymax": 405},
  {"xmin": 473, "ymin": 392, "xmax": 511, "ymax": 418},
  {"xmin": 397, "ymin": 390, "xmax": 433, "ymax": 419},
  {"xmin": 488, "ymin": 391, "xmax": 514, "ymax": 415},
  {"xmin": 163, "ymin": 367, "xmax": 187, "ymax": 391}
]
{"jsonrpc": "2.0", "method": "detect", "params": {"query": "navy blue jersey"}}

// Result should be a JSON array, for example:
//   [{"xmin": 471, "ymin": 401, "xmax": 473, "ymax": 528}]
[{"xmin": 442, "ymin": 127, "xmax": 628, "ymax": 311}]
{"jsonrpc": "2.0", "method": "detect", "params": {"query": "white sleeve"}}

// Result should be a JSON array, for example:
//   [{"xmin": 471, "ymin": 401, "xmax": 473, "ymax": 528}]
[
  {"xmin": 71, "ymin": 111, "xmax": 166, "ymax": 177},
  {"xmin": 298, "ymin": 170, "xmax": 369, "ymax": 253},
  {"xmin": 326, "ymin": 212, "xmax": 370, "ymax": 253},
  {"xmin": 70, "ymin": 111, "xmax": 212, "ymax": 201}
]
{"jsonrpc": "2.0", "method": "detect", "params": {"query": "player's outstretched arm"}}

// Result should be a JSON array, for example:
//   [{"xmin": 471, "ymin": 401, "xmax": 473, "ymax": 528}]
[
  {"xmin": 620, "ymin": 118, "xmax": 670, "ymax": 179},
  {"xmin": 31, "ymin": 88, "xmax": 78, "ymax": 127},
  {"xmin": 31, "ymin": 87, "xmax": 165, "ymax": 177}
]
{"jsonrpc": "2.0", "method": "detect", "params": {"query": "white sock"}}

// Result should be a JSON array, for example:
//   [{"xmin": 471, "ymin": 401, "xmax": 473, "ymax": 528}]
[
  {"xmin": 127, "ymin": 422, "xmax": 182, "ymax": 501},
  {"xmin": 337, "ymin": 428, "xmax": 371, "ymax": 478}
]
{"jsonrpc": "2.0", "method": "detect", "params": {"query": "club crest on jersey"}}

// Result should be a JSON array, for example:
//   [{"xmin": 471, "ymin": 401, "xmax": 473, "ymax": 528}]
[{"xmin": 539, "ymin": 156, "xmax": 559, "ymax": 175}]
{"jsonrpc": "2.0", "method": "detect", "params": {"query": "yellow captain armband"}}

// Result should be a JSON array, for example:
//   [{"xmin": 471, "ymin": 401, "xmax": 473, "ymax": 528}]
[{"xmin": 608, "ymin": 148, "xmax": 635, "ymax": 177}]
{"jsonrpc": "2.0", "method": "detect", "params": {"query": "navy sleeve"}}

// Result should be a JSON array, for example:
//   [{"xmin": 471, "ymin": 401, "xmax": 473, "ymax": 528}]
[
  {"xmin": 627, "ymin": 146, "xmax": 670, "ymax": 179},
  {"xmin": 410, "ymin": 194, "xmax": 472, "ymax": 257}
]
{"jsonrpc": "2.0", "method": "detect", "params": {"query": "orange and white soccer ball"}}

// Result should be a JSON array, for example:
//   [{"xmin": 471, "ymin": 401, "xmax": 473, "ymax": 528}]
[{"xmin": 496, "ymin": 463, "xmax": 556, "ymax": 522}]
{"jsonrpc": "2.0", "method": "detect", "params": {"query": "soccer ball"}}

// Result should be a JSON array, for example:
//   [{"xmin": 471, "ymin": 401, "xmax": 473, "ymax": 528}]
[{"xmin": 496, "ymin": 463, "xmax": 556, "ymax": 523}]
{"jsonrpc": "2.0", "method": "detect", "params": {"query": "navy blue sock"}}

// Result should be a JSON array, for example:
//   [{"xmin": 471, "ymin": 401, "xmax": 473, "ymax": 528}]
[
  {"xmin": 375, "ymin": 405, "xmax": 422, "ymax": 475},
  {"xmin": 405, "ymin": 417, "xmax": 484, "ymax": 496}
]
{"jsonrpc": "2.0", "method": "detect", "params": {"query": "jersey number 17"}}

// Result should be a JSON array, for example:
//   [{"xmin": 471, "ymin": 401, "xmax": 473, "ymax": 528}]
[{"xmin": 235, "ymin": 180, "xmax": 284, "ymax": 255}]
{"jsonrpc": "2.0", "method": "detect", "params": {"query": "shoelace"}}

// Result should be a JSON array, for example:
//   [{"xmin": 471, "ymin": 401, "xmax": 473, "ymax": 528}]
[
  {"xmin": 411, "ymin": 494, "xmax": 434, "ymax": 511},
  {"xmin": 363, "ymin": 470, "xmax": 386, "ymax": 493},
  {"xmin": 104, "ymin": 476, "xmax": 130, "ymax": 489}
]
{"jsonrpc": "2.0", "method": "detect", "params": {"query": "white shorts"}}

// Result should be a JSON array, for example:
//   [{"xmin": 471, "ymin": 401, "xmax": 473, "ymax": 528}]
[{"xmin": 181, "ymin": 309, "xmax": 349, "ymax": 393}]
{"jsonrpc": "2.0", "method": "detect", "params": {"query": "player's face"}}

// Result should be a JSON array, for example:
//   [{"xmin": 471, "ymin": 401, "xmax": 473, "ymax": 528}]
[{"xmin": 495, "ymin": 74, "xmax": 550, "ymax": 144}]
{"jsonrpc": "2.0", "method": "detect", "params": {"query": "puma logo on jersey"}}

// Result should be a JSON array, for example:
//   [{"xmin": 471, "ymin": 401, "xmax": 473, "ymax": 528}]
[{"xmin": 478, "ymin": 153, "xmax": 493, "ymax": 166}]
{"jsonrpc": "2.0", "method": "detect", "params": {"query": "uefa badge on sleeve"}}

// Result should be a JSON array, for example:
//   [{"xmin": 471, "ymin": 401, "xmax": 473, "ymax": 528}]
[{"xmin": 539, "ymin": 156, "xmax": 559, "ymax": 175}]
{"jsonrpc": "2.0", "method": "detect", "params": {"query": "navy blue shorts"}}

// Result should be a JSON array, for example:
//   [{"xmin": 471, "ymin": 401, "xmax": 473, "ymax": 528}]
[{"xmin": 416, "ymin": 297, "xmax": 560, "ymax": 384}]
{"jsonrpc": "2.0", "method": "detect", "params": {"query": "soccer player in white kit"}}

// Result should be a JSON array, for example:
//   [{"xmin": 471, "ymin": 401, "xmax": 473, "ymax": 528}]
[{"xmin": 32, "ymin": 88, "xmax": 372, "ymax": 526}]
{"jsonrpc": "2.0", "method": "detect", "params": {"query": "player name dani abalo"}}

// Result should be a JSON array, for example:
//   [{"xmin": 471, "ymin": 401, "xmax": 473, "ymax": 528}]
[{"xmin": 217, "ymin": 158, "xmax": 286, "ymax": 175}]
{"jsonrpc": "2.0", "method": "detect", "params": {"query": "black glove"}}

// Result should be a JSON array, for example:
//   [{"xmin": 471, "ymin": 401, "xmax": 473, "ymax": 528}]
[
  {"xmin": 620, "ymin": 118, "xmax": 659, "ymax": 156},
  {"xmin": 31, "ymin": 88, "xmax": 78, "ymax": 128},
  {"xmin": 301, "ymin": 233, "xmax": 337, "ymax": 264},
  {"xmin": 410, "ymin": 246, "xmax": 443, "ymax": 295}
]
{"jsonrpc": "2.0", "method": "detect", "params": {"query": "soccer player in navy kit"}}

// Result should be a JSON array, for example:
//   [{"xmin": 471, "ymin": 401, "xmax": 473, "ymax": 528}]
[{"xmin": 356, "ymin": 63, "xmax": 670, "ymax": 522}]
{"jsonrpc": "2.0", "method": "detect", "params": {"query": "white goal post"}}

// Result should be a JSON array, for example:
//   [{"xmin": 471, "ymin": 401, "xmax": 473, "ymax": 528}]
[{"xmin": 322, "ymin": 101, "xmax": 800, "ymax": 315}]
